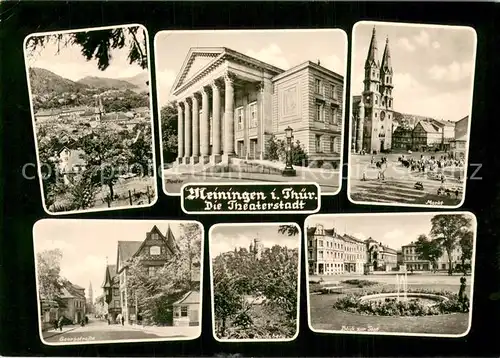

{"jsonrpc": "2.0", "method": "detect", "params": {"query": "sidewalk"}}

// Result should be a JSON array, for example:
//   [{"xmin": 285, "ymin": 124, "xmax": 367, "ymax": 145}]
[
  {"xmin": 42, "ymin": 325, "xmax": 79, "ymax": 339},
  {"xmin": 124, "ymin": 324, "xmax": 200, "ymax": 338}
]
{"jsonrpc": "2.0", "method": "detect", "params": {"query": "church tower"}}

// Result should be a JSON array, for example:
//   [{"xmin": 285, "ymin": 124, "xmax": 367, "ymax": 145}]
[
  {"xmin": 87, "ymin": 281, "xmax": 94, "ymax": 313},
  {"xmin": 360, "ymin": 27, "xmax": 395, "ymax": 153},
  {"xmin": 94, "ymin": 95, "xmax": 105, "ymax": 122}
]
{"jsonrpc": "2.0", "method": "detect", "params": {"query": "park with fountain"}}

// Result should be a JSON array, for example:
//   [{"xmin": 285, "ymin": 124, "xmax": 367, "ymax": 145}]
[{"xmin": 308, "ymin": 270, "xmax": 471, "ymax": 335}]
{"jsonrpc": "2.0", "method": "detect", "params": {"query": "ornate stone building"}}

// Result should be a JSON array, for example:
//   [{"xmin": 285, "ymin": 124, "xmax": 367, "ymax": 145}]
[
  {"xmin": 352, "ymin": 27, "xmax": 394, "ymax": 154},
  {"xmin": 170, "ymin": 47, "xmax": 344, "ymax": 167}
]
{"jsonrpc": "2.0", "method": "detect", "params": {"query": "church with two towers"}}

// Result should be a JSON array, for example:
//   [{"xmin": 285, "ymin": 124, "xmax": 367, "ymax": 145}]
[{"xmin": 352, "ymin": 27, "xmax": 395, "ymax": 154}]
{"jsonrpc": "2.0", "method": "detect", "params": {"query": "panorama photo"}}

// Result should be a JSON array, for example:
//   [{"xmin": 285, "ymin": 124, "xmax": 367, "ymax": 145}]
[
  {"xmin": 306, "ymin": 212, "xmax": 476, "ymax": 337},
  {"xmin": 155, "ymin": 29, "xmax": 347, "ymax": 196},
  {"xmin": 24, "ymin": 24, "xmax": 157, "ymax": 214}
]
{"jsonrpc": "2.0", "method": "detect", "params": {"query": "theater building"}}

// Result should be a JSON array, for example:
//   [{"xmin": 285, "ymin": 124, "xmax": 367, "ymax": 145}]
[{"xmin": 170, "ymin": 47, "xmax": 344, "ymax": 167}]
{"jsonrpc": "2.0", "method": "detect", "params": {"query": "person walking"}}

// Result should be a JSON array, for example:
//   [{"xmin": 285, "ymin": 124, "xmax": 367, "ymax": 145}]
[{"xmin": 58, "ymin": 316, "xmax": 64, "ymax": 331}]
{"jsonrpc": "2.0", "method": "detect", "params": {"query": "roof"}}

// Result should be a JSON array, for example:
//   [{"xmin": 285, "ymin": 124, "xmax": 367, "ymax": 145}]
[
  {"xmin": 343, "ymin": 234, "xmax": 365, "ymax": 244},
  {"xmin": 380, "ymin": 37, "xmax": 392, "ymax": 71},
  {"xmin": 173, "ymin": 290, "xmax": 200, "ymax": 305},
  {"xmin": 101, "ymin": 264, "xmax": 117, "ymax": 288},
  {"xmin": 365, "ymin": 26, "xmax": 379, "ymax": 68},
  {"xmin": 415, "ymin": 120, "xmax": 440, "ymax": 133},
  {"xmin": 117, "ymin": 241, "xmax": 143, "ymax": 268},
  {"xmin": 272, "ymin": 60, "xmax": 344, "ymax": 83}
]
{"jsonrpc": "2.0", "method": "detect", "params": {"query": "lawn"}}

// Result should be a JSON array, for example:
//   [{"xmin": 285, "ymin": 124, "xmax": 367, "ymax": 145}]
[{"xmin": 308, "ymin": 281, "xmax": 471, "ymax": 335}]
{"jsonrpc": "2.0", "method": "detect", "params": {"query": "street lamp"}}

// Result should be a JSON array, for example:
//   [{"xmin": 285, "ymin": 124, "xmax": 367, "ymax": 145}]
[{"xmin": 282, "ymin": 126, "xmax": 297, "ymax": 177}]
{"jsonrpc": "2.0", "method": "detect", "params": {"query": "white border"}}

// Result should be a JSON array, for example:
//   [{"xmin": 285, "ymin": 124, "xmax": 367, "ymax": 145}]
[
  {"xmin": 23, "ymin": 24, "xmax": 159, "ymax": 216},
  {"xmin": 304, "ymin": 211, "xmax": 478, "ymax": 338},
  {"xmin": 208, "ymin": 222, "xmax": 302, "ymax": 343},
  {"xmin": 33, "ymin": 218, "xmax": 205, "ymax": 346},
  {"xmin": 346, "ymin": 21, "xmax": 478, "ymax": 209},
  {"xmin": 153, "ymin": 28, "xmax": 348, "ymax": 198},
  {"xmin": 180, "ymin": 181, "xmax": 321, "ymax": 215}
]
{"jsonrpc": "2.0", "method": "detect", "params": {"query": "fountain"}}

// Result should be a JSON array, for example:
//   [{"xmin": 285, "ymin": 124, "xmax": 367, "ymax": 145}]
[{"xmin": 395, "ymin": 272, "xmax": 408, "ymax": 301}]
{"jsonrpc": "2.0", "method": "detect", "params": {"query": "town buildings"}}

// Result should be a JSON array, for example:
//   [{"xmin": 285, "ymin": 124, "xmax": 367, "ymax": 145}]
[
  {"xmin": 307, "ymin": 223, "xmax": 468, "ymax": 275},
  {"xmin": 101, "ymin": 264, "xmax": 122, "ymax": 322},
  {"xmin": 401, "ymin": 242, "xmax": 468, "ymax": 271},
  {"xmin": 40, "ymin": 280, "xmax": 87, "ymax": 330},
  {"xmin": 171, "ymin": 47, "xmax": 344, "ymax": 167},
  {"xmin": 351, "ymin": 27, "xmax": 468, "ymax": 154},
  {"xmin": 450, "ymin": 116, "xmax": 469, "ymax": 160}
]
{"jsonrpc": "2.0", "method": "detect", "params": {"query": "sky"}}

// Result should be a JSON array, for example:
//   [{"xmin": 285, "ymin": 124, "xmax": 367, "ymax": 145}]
[
  {"xmin": 351, "ymin": 22, "xmax": 476, "ymax": 122},
  {"xmin": 306, "ymin": 213, "xmax": 476, "ymax": 251},
  {"xmin": 25, "ymin": 25, "xmax": 149, "ymax": 81},
  {"xmin": 154, "ymin": 30, "xmax": 347, "ymax": 107},
  {"xmin": 210, "ymin": 224, "xmax": 300, "ymax": 257},
  {"xmin": 33, "ymin": 220, "xmax": 187, "ymax": 301}
]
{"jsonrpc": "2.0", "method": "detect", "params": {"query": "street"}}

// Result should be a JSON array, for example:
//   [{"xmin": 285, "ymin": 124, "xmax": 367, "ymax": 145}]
[
  {"xmin": 42, "ymin": 319, "xmax": 194, "ymax": 344},
  {"xmin": 349, "ymin": 152, "xmax": 464, "ymax": 205}
]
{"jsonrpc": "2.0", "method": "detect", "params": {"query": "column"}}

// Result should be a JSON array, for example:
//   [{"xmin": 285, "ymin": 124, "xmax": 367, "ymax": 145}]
[
  {"xmin": 223, "ymin": 73, "xmax": 235, "ymax": 161},
  {"xmin": 191, "ymin": 94, "xmax": 200, "ymax": 163},
  {"xmin": 200, "ymin": 87, "xmax": 210, "ymax": 162},
  {"xmin": 211, "ymin": 81, "xmax": 222, "ymax": 163},
  {"xmin": 177, "ymin": 102, "xmax": 184, "ymax": 164},
  {"xmin": 184, "ymin": 99, "xmax": 192, "ymax": 163}
]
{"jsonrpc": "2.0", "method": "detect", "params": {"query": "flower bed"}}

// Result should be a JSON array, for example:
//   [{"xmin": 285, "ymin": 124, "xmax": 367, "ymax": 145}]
[{"xmin": 332, "ymin": 288, "xmax": 469, "ymax": 316}]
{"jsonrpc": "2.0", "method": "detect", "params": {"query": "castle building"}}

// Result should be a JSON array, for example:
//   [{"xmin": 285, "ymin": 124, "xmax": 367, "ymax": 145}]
[
  {"xmin": 352, "ymin": 27, "xmax": 394, "ymax": 154},
  {"xmin": 249, "ymin": 238, "xmax": 264, "ymax": 260},
  {"xmin": 170, "ymin": 47, "xmax": 344, "ymax": 167}
]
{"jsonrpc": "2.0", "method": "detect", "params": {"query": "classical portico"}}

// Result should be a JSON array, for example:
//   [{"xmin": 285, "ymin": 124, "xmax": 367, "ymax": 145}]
[{"xmin": 171, "ymin": 47, "xmax": 282, "ymax": 165}]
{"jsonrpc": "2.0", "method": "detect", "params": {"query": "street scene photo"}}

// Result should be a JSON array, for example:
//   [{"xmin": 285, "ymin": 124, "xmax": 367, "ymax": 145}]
[
  {"xmin": 24, "ymin": 25, "xmax": 157, "ymax": 214},
  {"xmin": 305, "ymin": 212, "xmax": 476, "ymax": 337},
  {"xmin": 209, "ymin": 223, "xmax": 301, "ymax": 341},
  {"xmin": 155, "ymin": 30, "xmax": 347, "ymax": 195},
  {"xmin": 34, "ymin": 219, "xmax": 203, "ymax": 345},
  {"xmin": 348, "ymin": 21, "xmax": 477, "ymax": 207}
]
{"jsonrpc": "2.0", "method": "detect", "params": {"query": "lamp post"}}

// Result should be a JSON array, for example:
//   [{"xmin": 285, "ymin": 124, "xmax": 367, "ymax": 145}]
[{"xmin": 282, "ymin": 126, "xmax": 297, "ymax": 177}]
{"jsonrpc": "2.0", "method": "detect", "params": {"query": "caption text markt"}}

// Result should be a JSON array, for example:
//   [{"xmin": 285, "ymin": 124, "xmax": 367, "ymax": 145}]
[{"xmin": 182, "ymin": 184, "xmax": 320, "ymax": 213}]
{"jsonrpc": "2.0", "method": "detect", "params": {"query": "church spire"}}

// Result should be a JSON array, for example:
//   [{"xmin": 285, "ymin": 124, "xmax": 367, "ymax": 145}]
[
  {"xmin": 365, "ymin": 26, "xmax": 379, "ymax": 69},
  {"xmin": 381, "ymin": 36, "xmax": 393, "ymax": 72}
]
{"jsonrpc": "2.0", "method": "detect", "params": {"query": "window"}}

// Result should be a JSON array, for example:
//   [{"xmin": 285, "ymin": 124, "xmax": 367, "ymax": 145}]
[
  {"xmin": 330, "ymin": 137, "xmax": 335, "ymax": 153},
  {"xmin": 113, "ymin": 288, "xmax": 119, "ymax": 296},
  {"xmin": 318, "ymin": 240, "xmax": 323, "ymax": 247},
  {"xmin": 330, "ymin": 84, "xmax": 336, "ymax": 99},
  {"xmin": 237, "ymin": 107, "xmax": 244, "ymax": 130},
  {"xmin": 314, "ymin": 79, "xmax": 321, "ymax": 94},
  {"xmin": 249, "ymin": 102, "xmax": 257, "ymax": 128},
  {"xmin": 150, "ymin": 246, "xmax": 161, "ymax": 255},
  {"xmin": 181, "ymin": 306, "xmax": 188, "ymax": 317},
  {"xmin": 114, "ymin": 300, "xmax": 120, "ymax": 307},
  {"xmin": 148, "ymin": 266, "xmax": 159, "ymax": 276},
  {"xmin": 315, "ymin": 135, "xmax": 322, "ymax": 152},
  {"xmin": 315, "ymin": 103, "xmax": 323, "ymax": 122}
]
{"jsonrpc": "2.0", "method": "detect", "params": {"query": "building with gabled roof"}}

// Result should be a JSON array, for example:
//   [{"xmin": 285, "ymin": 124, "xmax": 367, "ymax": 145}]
[
  {"xmin": 101, "ymin": 264, "xmax": 121, "ymax": 322},
  {"xmin": 172, "ymin": 290, "xmax": 201, "ymax": 327},
  {"xmin": 116, "ymin": 225, "xmax": 181, "ymax": 325},
  {"xmin": 170, "ymin": 46, "xmax": 344, "ymax": 167}
]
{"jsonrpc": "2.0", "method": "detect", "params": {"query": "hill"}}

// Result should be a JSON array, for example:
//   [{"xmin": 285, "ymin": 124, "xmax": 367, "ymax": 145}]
[
  {"xmin": 119, "ymin": 72, "xmax": 150, "ymax": 93},
  {"xmin": 76, "ymin": 76, "xmax": 138, "ymax": 90},
  {"xmin": 28, "ymin": 67, "xmax": 89, "ymax": 95}
]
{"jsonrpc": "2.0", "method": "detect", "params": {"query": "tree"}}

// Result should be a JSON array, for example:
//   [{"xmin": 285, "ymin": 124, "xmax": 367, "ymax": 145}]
[
  {"xmin": 178, "ymin": 223, "xmax": 203, "ymax": 289},
  {"xmin": 266, "ymin": 135, "xmax": 309, "ymax": 166},
  {"xmin": 26, "ymin": 26, "xmax": 148, "ymax": 71},
  {"xmin": 160, "ymin": 103, "xmax": 178, "ymax": 164},
  {"xmin": 458, "ymin": 230, "xmax": 474, "ymax": 275},
  {"xmin": 278, "ymin": 225, "xmax": 300, "ymax": 237},
  {"xmin": 430, "ymin": 214, "xmax": 473, "ymax": 276},
  {"xmin": 80, "ymin": 129, "xmax": 129, "ymax": 201},
  {"xmin": 414, "ymin": 234, "xmax": 443, "ymax": 272},
  {"xmin": 37, "ymin": 249, "xmax": 64, "ymax": 302}
]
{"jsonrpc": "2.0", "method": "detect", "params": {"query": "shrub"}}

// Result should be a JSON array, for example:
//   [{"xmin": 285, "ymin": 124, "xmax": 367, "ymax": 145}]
[{"xmin": 341, "ymin": 279, "xmax": 378, "ymax": 288}]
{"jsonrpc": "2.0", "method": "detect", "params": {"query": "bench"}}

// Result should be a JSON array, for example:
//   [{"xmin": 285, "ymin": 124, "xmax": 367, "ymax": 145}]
[{"xmin": 319, "ymin": 281, "xmax": 344, "ymax": 294}]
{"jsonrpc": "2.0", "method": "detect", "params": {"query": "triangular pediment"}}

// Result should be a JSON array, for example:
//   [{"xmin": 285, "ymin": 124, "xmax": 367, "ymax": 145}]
[{"xmin": 171, "ymin": 47, "xmax": 225, "ymax": 94}]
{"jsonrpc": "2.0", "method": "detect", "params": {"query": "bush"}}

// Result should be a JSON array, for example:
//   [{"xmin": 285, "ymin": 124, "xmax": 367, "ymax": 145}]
[
  {"xmin": 341, "ymin": 279, "xmax": 378, "ymax": 288},
  {"xmin": 266, "ymin": 135, "xmax": 309, "ymax": 166}
]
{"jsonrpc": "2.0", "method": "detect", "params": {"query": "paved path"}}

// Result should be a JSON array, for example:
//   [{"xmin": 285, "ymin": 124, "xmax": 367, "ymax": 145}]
[
  {"xmin": 349, "ymin": 153, "xmax": 463, "ymax": 205},
  {"xmin": 42, "ymin": 320, "xmax": 190, "ymax": 343}
]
